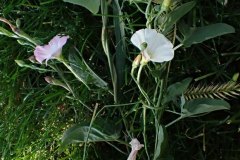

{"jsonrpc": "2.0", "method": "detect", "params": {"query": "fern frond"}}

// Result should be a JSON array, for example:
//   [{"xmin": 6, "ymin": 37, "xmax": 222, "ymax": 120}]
[{"xmin": 184, "ymin": 82, "xmax": 240, "ymax": 100}]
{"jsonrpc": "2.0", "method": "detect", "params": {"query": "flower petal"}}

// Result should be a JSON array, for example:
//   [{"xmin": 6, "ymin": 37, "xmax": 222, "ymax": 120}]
[
  {"xmin": 49, "ymin": 35, "xmax": 69, "ymax": 49},
  {"xmin": 34, "ymin": 35, "xmax": 69, "ymax": 64},
  {"xmin": 34, "ymin": 45, "xmax": 53, "ymax": 63},
  {"xmin": 145, "ymin": 29, "xmax": 174, "ymax": 62},
  {"xmin": 130, "ymin": 29, "xmax": 146, "ymax": 50},
  {"xmin": 145, "ymin": 30, "xmax": 173, "ymax": 54},
  {"xmin": 127, "ymin": 138, "xmax": 144, "ymax": 160},
  {"xmin": 149, "ymin": 45, "xmax": 174, "ymax": 62},
  {"xmin": 131, "ymin": 28, "xmax": 174, "ymax": 63},
  {"xmin": 48, "ymin": 35, "xmax": 69, "ymax": 57}
]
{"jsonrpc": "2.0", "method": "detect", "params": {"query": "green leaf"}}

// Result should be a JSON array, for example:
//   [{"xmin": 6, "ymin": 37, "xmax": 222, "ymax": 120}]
[
  {"xmin": 113, "ymin": 0, "xmax": 126, "ymax": 92},
  {"xmin": 182, "ymin": 23, "xmax": 235, "ymax": 47},
  {"xmin": 17, "ymin": 39, "xmax": 35, "ymax": 47},
  {"xmin": 61, "ymin": 118, "xmax": 121, "ymax": 147},
  {"xmin": 153, "ymin": 125, "xmax": 173, "ymax": 160},
  {"xmin": 63, "ymin": 0, "xmax": 100, "ymax": 14},
  {"xmin": 15, "ymin": 60, "xmax": 53, "ymax": 73},
  {"xmin": 163, "ymin": 78, "xmax": 192, "ymax": 103},
  {"xmin": 81, "ymin": 56, "xmax": 108, "ymax": 90},
  {"xmin": 68, "ymin": 51, "xmax": 108, "ymax": 90},
  {"xmin": 0, "ymin": 26, "xmax": 18, "ymax": 38},
  {"xmin": 153, "ymin": 125, "xmax": 164, "ymax": 160},
  {"xmin": 182, "ymin": 98, "xmax": 230, "ymax": 117},
  {"xmin": 162, "ymin": 1, "xmax": 196, "ymax": 34}
]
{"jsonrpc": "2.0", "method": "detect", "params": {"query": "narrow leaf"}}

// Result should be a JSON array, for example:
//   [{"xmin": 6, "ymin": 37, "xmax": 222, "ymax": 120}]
[
  {"xmin": 113, "ymin": 0, "xmax": 126, "ymax": 92},
  {"xmin": 15, "ymin": 60, "xmax": 53, "ymax": 72},
  {"xmin": 153, "ymin": 125, "xmax": 164, "ymax": 160},
  {"xmin": 0, "ymin": 26, "xmax": 18, "ymax": 38},
  {"xmin": 162, "ymin": 1, "xmax": 196, "ymax": 33}
]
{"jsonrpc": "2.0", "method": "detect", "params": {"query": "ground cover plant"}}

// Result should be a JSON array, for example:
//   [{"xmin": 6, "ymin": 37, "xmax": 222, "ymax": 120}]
[{"xmin": 1, "ymin": 0, "xmax": 240, "ymax": 159}]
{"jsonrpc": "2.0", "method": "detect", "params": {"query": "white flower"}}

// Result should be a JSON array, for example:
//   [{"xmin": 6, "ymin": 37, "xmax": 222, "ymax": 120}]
[
  {"xmin": 34, "ymin": 35, "xmax": 69, "ymax": 64},
  {"xmin": 127, "ymin": 138, "xmax": 144, "ymax": 160},
  {"xmin": 131, "ymin": 28, "xmax": 174, "ymax": 63}
]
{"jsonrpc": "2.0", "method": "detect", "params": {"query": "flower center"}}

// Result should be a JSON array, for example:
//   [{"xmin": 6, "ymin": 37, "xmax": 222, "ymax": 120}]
[{"xmin": 140, "ymin": 42, "xmax": 148, "ymax": 51}]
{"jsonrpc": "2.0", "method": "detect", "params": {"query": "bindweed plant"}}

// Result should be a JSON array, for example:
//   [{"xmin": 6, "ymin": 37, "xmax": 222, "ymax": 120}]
[{"xmin": 1, "ymin": 0, "xmax": 240, "ymax": 159}]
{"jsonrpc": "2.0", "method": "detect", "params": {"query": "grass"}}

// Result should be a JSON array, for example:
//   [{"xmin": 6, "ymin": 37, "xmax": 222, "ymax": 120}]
[
  {"xmin": 1, "ymin": 0, "xmax": 240, "ymax": 159},
  {"xmin": 0, "ymin": 1, "xmax": 98, "ymax": 159}
]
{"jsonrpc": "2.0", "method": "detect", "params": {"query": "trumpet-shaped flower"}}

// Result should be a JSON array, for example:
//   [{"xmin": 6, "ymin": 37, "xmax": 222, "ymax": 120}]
[
  {"xmin": 127, "ymin": 138, "xmax": 144, "ymax": 160},
  {"xmin": 131, "ymin": 28, "xmax": 174, "ymax": 63},
  {"xmin": 34, "ymin": 35, "xmax": 69, "ymax": 64}
]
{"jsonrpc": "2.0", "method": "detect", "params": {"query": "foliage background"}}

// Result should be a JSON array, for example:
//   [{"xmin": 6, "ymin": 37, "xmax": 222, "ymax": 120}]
[{"xmin": 0, "ymin": 0, "xmax": 240, "ymax": 159}]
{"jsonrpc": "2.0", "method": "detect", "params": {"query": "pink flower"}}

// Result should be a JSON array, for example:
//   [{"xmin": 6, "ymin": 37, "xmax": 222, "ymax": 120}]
[
  {"xmin": 127, "ymin": 138, "xmax": 144, "ymax": 160},
  {"xmin": 34, "ymin": 35, "xmax": 69, "ymax": 64}
]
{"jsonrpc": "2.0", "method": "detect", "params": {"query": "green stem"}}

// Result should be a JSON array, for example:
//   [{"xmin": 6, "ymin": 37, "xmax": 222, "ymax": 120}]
[
  {"xmin": 173, "ymin": 43, "xmax": 183, "ymax": 50},
  {"xmin": 145, "ymin": 0, "xmax": 152, "ymax": 28},
  {"xmin": 165, "ymin": 116, "xmax": 182, "ymax": 128},
  {"xmin": 101, "ymin": 0, "xmax": 118, "ymax": 103},
  {"xmin": 83, "ymin": 104, "xmax": 98, "ymax": 160},
  {"xmin": 156, "ymin": 79, "xmax": 164, "ymax": 108},
  {"xmin": 0, "ymin": 17, "xmax": 39, "ymax": 46},
  {"xmin": 153, "ymin": 80, "xmax": 161, "ymax": 104},
  {"xmin": 137, "ymin": 64, "xmax": 144, "ymax": 83},
  {"xmin": 143, "ymin": 104, "xmax": 150, "ymax": 160},
  {"xmin": 132, "ymin": 66, "xmax": 151, "ymax": 159},
  {"xmin": 132, "ymin": 2, "xmax": 146, "ymax": 14},
  {"xmin": 156, "ymin": 79, "xmax": 164, "ymax": 122},
  {"xmin": 131, "ymin": 67, "xmax": 151, "ymax": 105}
]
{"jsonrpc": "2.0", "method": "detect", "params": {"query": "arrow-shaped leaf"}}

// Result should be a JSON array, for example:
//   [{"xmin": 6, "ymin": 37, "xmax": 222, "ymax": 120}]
[
  {"xmin": 182, "ymin": 98, "xmax": 230, "ymax": 117},
  {"xmin": 63, "ymin": 0, "xmax": 100, "ymax": 14},
  {"xmin": 181, "ymin": 23, "xmax": 235, "ymax": 47}
]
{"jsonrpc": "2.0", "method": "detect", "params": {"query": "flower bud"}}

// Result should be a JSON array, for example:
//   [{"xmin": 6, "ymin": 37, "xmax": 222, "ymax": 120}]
[
  {"xmin": 140, "ymin": 55, "xmax": 149, "ymax": 66},
  {"xmin": 15, "ymin": 60, "xmax": 25, "ymax": 67},
  {"xmin": 232, "ymin": 73, "xmax": 239, "ymax": 82},
  {"xmin": 44, "ymin": 76, "xmax": 70, "ymax": 91},
  {"xmin": 16, "ymin": 18, "xmax": 21, "ymax": 28},
  {"xmin": 28, "ymin": 55, "xmax": 38, "ymax": 63},
  {"xmin": 161, "ymin": 0, "xmax": 172, "ymax": 12},
  {"xmin": 44, "ymin": 76, "xmax": 54, "ymax": 84},
  {"xmin": 132, "ymin": 54, "xmax": 142, "ymax": 69}
]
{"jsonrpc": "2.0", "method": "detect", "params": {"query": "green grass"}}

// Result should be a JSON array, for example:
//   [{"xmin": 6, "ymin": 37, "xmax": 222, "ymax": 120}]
[
  {"xmin": 0, "ymin": 0, "xmax": 100, "ymax": 159},
  {"xmin": 1, "ymin": 0, "xmax": 240, "ymax": 159}
]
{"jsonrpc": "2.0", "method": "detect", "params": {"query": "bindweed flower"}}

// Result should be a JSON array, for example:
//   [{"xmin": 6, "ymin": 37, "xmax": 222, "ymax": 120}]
[
  {"xmin": 34, "ymin": 35, "xmax": 69, "ymax": 64},
  {"xmin": 131, "ymin": 28, "xmax": 174, "ymax": 64},
  {"xmin": 127, "ymin": 138, "xmax": 144, "ymax": 160}
]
